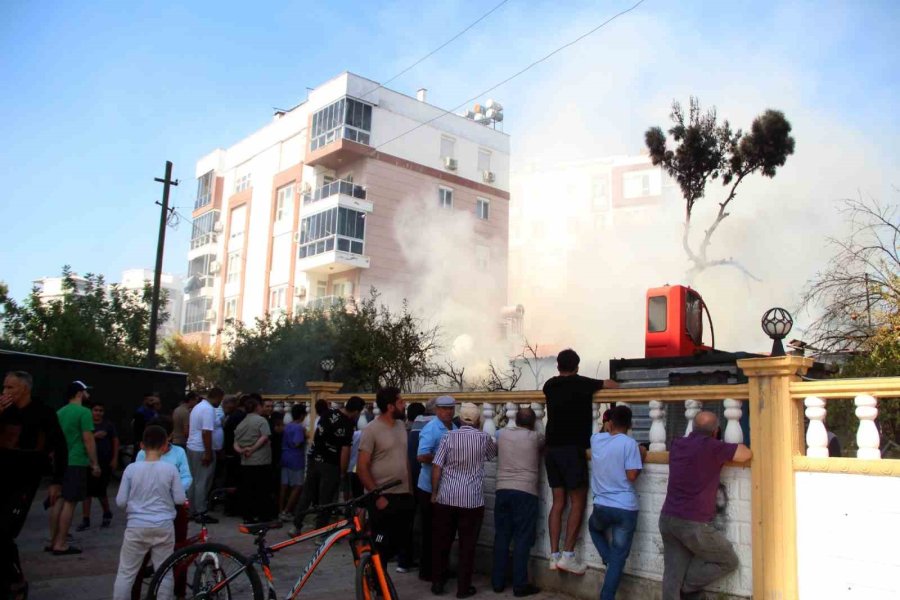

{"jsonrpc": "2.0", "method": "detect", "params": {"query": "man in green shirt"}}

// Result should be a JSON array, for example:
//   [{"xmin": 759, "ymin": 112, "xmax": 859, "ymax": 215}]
[{"xmin": 49, "ymin": 380, "xmax": 100, "ymax": 554}]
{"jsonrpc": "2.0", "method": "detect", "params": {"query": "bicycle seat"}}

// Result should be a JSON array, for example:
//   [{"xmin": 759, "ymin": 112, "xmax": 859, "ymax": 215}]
[{"xmin": 238, "ymin": 520, "xmax": 284, "ymax": 535}]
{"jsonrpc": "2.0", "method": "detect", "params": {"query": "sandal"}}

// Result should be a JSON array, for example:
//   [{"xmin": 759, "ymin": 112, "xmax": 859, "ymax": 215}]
[{"xmin": 52, "ymin": 546, "xmax": 82, "ymax": 555}]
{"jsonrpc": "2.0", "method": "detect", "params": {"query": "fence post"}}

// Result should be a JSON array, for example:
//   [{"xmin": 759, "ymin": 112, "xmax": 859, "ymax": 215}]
[
  {"xmin": 737, "ymin": 356, "xmax": 812, "ymax": 600},
  {"xmin": 305, "ymin": 380, "xmax": 344, "ymax": 442}
]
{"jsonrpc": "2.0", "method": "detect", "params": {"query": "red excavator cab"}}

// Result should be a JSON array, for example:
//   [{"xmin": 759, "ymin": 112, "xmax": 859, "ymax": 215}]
[{"xmin": 645, "ymin": 285, "xmax": 712, "ymax": 358}]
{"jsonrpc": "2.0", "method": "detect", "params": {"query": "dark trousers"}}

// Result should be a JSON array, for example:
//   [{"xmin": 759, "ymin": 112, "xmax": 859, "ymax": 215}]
[
  {"xmin": 433, "ymin": 503, "xmax": 484, "ymax": 594},
  {"xmin": 589, "ymin": 505, "xmax": 638, "ymax": 600},
  {"xmin": 492, "ymin": 489, "xmax": 538, "ymax": 591},
  {"xmin": 369, "ymin": 493, "xmax": 415, "ymax": 564},
  {"xmin": 293, "ymin": 461, "xmax": 342, "ymax": 530},
  {"xmin": 659, "ymin": 513, "xmax": 739, "ymax": 600},
  {"xmin": 240, "ymin": 464, "xmax": 274, "ymax": 523},
  {"xmin": 223, "ymin": 454, "xmax": 242, "ymax": 515},
  {"xmin": 415, "ymin": 488, "xmax": 439, "ymax": 579},
  {"xmin": 0, "ymin": 450, "xmax": 43, "ymax": 597}
]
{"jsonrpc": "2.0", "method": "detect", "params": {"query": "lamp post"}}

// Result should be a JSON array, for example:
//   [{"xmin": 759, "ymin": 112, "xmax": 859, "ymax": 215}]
[
  {"xmin": 320, "ymin": 357, "xmax": 335, "ymax": 381},
  {"xmin": 761, "ymin": 307, "xmax": 793, "ymax": 357}
]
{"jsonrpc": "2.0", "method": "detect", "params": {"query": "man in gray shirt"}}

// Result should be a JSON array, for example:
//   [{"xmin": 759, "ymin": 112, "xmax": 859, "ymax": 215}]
[
  {"xmin": 233, "ymin": 397, "xmax": 272, "ymax": 523},
  {"xmin": 492, "ymin": 408, "xmax": 544, "ymax": 597}
]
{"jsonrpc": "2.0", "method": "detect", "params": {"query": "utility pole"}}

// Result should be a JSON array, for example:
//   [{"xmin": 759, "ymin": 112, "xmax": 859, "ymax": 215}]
[{"xmin": 148, "ymin": 161, "xmax": 178, "ymax": 368}]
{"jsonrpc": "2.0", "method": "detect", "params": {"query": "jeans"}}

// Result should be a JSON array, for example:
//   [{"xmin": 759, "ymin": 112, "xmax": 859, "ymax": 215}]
[
  {"xmin": 588, "ymin": 504, "xmax": 638, "ymax": 600},
  {"xmin": 658, "ymin": 513, "xmax": 739, "ymax": 600},
  {"xmin": 292, "ymin": 461, "xmax": 342, "ymax": 530},
  {"xmin": 492, "ymin": 489, "xmax": 538, "ymax": 591}
]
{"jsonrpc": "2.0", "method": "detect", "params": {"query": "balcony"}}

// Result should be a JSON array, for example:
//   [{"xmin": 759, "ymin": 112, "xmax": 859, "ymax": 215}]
[
  {"xmin": 304, "ymin": 179, "xmax": 366, "ymax": 205},
  {"xmin": 305, "ymin": 97, "xmax": 373, "ymax": 169},
  {"xmin": 297, "ymin": 237, "xmax": 370, "ymax": 275},
  {"xmin": 302, "ymin": 295, "xmax": 347, "ymax": 311}
]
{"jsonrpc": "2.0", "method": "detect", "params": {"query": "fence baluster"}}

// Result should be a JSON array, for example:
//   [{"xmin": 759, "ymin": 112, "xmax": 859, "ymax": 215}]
[
  {"xmin": 482, "ymin": 402, "xmax": 497, "ymax": 435},
  {"xmin": 723, "ymin": 398, "xmax": 744, "ymax": 444},
  {"xmin": 803, "ymin": 396, "xmax": 827, "ymax": 457},
  {"xmin": 684, "ymin": 400, "xmax": 702, "ymax": 435},
  {"xmin": 648, "ymin": 400, "xmax": 667, "ymax": 451},
  {"xmin": 855, "ymin": 394, "xmax": 881, "ymax": 459}
]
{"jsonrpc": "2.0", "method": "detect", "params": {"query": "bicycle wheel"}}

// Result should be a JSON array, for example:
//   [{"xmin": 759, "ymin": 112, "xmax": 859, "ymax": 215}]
[
  {"xmin": 355, "ymin": 552, "xmax": 399, "ymax": 600},
  {"xmin": 144, "ymin": 542, "xmax": 264, "ymax": 600}
]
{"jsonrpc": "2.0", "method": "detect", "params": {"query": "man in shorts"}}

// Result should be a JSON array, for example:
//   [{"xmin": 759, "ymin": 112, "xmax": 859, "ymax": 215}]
[
  {"xmin": 50, "ymin": 381, "xmax": 101, "ymax": 554},
  {"xmin": 542, "ymin": 349, "xmax": 617, "ymax": 574}
]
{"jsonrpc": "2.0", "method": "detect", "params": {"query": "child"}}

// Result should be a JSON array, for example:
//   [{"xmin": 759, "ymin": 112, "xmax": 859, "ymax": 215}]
[
  {"xmin": 113, "ymin": 425, "xmax": 185, "ymax": 600},
  {"xmin": 78, "ymin": 401, "xmax": 119, "ymax": 530},
  {"xmin": 279, "ymin": 404, "xmax": 307, "ymax": 520}
]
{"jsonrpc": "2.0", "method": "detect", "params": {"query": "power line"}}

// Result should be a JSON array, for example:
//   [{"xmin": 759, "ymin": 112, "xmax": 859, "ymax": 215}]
[
  {"xmin": 360, "ymin": 0, "xmax": 513, "ymax": 100},
  {"xmin": 373, "ymin": 0, "xmax": 647, "ymax": 152}
]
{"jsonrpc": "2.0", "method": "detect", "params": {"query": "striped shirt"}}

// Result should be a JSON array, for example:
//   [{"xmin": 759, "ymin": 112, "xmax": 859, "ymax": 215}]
[{"xmin": 433, "ymin": 425, "xmax": 497, "ymax": 508}]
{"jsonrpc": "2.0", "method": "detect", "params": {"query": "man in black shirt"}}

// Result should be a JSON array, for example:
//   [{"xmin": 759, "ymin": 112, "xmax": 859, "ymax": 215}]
[
  {"xmin": 1, "ymin": 371, "xmax": 67, "ymax": 598},
  {"xmin": 290, "ymin": 396, "xmax": 365, "ymax": 534},
  {"xmin": 542, "ymin": 349, "xmax": 618, "ymax": 575}
]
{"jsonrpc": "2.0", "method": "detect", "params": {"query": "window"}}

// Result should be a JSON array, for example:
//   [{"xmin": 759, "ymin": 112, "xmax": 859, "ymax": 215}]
[
  {"xmin": 224, "ymin": 298, "xmax": 238, "ymax": 320},
  {"xmin": 439, "ymin": 187, "xmax": 453, "ymax": 209},
  {"xmin": 623, "ymin": 171, "xmax": 656, "ymax": 199},
  {"xmin": 333, "ymin": 280, "xmax": 353, "ymax": 298},
  {"xmin": 310, "ymin": 97, "xmax": 373, "ymax": 150},
  {"xmin": 190, "ymin": 210, "xmax": 220, "ymax": 249},
  {"xmin": 269, "ymin": 286, "xmax": 287, "ymax": 313},
  {"xmin": 477, "ymin": 149, "xmax": 491, "ymax": 172},
  {"xmin": 182, "ymin": 297, "xmax": 212, "ymax": 334},
  {"xmin": 316, "ymin": 280, "xmax": 327, "ymax": 298},
  {"xmin": 297, "ymin": 207, "xmax": 366, "ymax": 259},
  {"xmin": 440, "ymin": 136, "xmax": 455, "ymax": 159},
  {"xmin": 234, "ymin": 173, "xmax": 252, "ymax": 193},
  {"xmin": 195, "ymin": 171, "xmax": 214, "ymax": 210},
  {"xmin": 226, "ymin": 251, "xmax": 241, "ymax": 284},
  {"xmin": 476, "ymin": 197, "xmax": 490, "ymax": 220},
  {"xmin": 648, "ymin": 296, "xmax": 667, "ymax": 332},
  {"xmin": 229, "ymin": 205, "xmax": 246, "ymax": 242},
  {"xmin": 591, "ymin": 175, "xmax": 608, "ymax": 211},
  {"xmin": 276, "ymin": 184, "xmax": 294, "ymax": 223}
]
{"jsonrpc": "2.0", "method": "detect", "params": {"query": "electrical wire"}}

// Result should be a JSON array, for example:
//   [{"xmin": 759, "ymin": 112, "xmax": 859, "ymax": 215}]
[
  {"xmin": 360, "ymin": 0, "xmax": 514, "ymax": 100},
  {"xmin": 373, "ymin": 0, "xmax": 647, "ymax": 152}
]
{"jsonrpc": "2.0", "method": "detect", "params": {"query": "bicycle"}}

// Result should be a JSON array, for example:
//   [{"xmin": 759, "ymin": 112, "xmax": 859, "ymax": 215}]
[{"xmin": 144, "ymin": 480, "xmax": 402, "ymax": 600}]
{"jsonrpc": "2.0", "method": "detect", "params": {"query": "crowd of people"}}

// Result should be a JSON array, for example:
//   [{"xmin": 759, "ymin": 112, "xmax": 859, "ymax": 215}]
[{"xmin": 1, "ymin": 348, "xmax": 753, "ymax": 599}]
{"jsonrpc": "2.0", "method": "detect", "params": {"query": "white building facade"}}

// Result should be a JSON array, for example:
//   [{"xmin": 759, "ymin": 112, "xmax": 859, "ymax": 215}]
[{"xmin": 182, "ymin": 72, "xmax": 510, "ymax": 349}]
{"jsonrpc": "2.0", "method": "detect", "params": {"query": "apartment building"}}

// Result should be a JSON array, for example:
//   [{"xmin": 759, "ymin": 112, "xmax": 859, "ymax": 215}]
[{"xmin": 182, "ymin": 72, "xmax": 510, "ymax": 347}]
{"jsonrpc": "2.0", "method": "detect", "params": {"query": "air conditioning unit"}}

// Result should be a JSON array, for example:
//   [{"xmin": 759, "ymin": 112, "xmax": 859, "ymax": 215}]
[
  {"xmin": 301, "ymin": 182, "xmax": 312, "ymax": 194},
  {"xmin": 205, "ymin": 309, "xmax": 217, "ymax": 321},
  {"xmin": 482, "ymin": 171, "xmax": 495, "ymax": 183},
  {"xmin": 212, "ymin": 221, "xmax": 224, "ymax": 233},
  {"xmin": 295, "ymin": 285, "xmax": 307, "ymax": 298},
  {"xmin": 443, "ymin": 157, "xmax": 458, "ymax": 171},
  {"xmin": 209, "ymin": 261, "xmax": 221, "ymax": 274}
]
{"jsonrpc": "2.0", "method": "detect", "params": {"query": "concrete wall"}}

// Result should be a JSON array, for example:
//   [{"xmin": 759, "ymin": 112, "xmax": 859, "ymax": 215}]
[
  {"xmin": 478, "ymin": 459, "xmax": 753, "ymax": 598},
  {"xmin": 795, "ymin": 471, "xmax": 900, "ymax": 599}
]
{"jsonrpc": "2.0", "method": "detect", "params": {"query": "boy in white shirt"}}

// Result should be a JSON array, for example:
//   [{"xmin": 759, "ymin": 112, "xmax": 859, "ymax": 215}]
[{"xmin": 112, "ymin": 425, "xmax": 185, "ymax": 600}]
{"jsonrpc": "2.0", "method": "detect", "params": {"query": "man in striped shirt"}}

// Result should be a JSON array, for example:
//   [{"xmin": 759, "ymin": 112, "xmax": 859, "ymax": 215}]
[{"xmin": 431, "ymin": 403, "xmax": 497, "ymax": 598}]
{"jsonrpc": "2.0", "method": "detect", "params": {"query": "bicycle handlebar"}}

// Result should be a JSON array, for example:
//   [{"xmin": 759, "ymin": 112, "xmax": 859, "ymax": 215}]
[{"xmin": 296, "ymin": 479, "xmax": 403, "ymax": 519}]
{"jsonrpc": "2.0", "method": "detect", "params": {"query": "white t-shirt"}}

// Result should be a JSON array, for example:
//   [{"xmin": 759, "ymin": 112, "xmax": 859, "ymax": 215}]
[{"xmin": 187, "ymin": 399, "xmax": 215, "ymax": 452}]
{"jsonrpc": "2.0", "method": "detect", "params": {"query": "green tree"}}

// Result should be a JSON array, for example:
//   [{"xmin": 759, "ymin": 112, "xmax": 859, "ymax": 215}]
[
  {"xmin": 160, "ymin": 335, "xmax": 224, "ymax": 390},
  {"xmin": 219, "ymin": 290, "xmax": 439, "ymax": 393},
  {"xmin": 0, "ymin": 266, "xmax": 168, "ymax": 366},
  {"xmin": 645, "ymin": 97, "xmax": 795, "ymax": 278}
]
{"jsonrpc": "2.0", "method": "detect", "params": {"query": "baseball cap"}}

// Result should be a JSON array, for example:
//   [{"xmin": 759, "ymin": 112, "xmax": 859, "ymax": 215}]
[
  {"xmin": 66, "ymin": 380, "xmax": 91, "ymax": 397},
  {"xmin": 435, "ymin": 395, "xmax": 456, "ymax": 408},
  {"xmin": 459, "ymin": 402, "xmax": 480, "ymax": 425}
]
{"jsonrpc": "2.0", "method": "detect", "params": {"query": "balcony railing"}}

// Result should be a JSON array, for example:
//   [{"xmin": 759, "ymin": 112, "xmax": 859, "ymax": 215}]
[
  {"xmin": 303, "ymin": 179, "xmax": 367, "ymax": 205},
  {"xmin": 190, "ymin": 232, "xmax": 217, "ymax": 250},
  {"xmin": 303, "ymin": 295, "xmax": 344, "ymax": 311}
]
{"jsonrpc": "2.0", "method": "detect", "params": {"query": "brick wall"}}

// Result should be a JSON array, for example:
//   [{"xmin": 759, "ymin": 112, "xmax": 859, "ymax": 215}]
[{"xmin": 478, "ymin": 459, "xmax": 753, "ymax": 598}]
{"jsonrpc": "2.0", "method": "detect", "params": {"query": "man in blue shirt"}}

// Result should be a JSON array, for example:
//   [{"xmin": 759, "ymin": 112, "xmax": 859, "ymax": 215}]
[
  {"xmin": 588, "ymin": 405, "xmax": 646, "ymax": 600},
  {"xmin": 415, "ymin": 395, "xmax": 457, "ymax": 582}
]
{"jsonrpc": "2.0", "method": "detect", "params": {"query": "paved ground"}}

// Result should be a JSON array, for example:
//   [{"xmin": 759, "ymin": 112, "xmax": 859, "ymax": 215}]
[{"xmin": 17, "ymin": 483, "xmax": 574, "ymax": 600}]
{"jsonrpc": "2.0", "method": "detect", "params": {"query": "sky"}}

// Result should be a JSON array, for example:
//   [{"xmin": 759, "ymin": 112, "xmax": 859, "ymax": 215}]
[{"xmin": 2, "ymin": 0, "xmax": 899, "ymax": 332}]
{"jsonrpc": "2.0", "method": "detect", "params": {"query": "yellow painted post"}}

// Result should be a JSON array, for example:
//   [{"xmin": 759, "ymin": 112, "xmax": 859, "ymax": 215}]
[
  {"xmin": 737, "ymin": 356, "xmax": 813, "ymax": 600},
  {"xmin": 305, "ymin": 381, "xmax": 343, "ymax": 442}
]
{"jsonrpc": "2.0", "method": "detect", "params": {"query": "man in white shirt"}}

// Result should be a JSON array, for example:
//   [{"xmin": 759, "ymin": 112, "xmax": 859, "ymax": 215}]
[{"xmin": 186, "ymin": 387, "xmax": 223, "ymax": 523}]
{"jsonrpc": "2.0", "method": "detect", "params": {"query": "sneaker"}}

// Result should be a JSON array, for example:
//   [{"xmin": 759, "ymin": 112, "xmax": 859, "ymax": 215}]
[
  {"xmin": 75, "ymin": 519, "xmax": 90, "ymax": 532},
  {"xmin": 513, "ymin": 584, "xmax": 541, "ymax": 597},
  {"xmin": 101, "ymin": 513, "xmax": 113, "ymax": 528},
  {"xmin": 556, "ymin": 553, "xmax": 586, "ymax": 575},
  {"xmin": 287, "ymin": 526, "xmax": 300, "ymax": 537},
  {"xmin": 548, "ymin": 553, "xmax": 561, "ymax": 571},
  {"xmin": 395, "ymin": 566, "xmax": 409, "ymax": 573},
  {"xmin": 279, "ymin": 511, "xmax": 293, "ymax": 522},
  {"xmin": 195, "ymin": 515, "xmax": 219, "ymax": 524}
]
